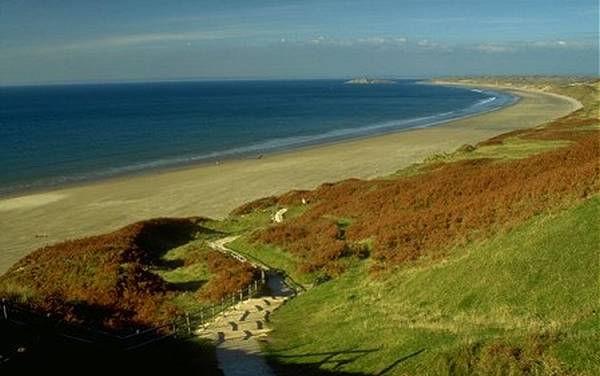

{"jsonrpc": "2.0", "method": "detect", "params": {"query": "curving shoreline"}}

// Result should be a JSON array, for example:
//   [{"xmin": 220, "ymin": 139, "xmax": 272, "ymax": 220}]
[
  {"xmin": 0, "ymin": 84, "xmax": 582, "ymax": 273},
  {"xmin": 0, "ymin": 83, "xmax": 515, "ymax": 198}
]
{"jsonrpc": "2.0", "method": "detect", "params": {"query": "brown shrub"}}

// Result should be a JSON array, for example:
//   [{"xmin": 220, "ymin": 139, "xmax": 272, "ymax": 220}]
[
  {"xmin": 443, "ymin": 332, "xmax": 566, "ymax": 375},
  {"xmin": 254, "ymin": 113, "xmax": 600, "ymax": 275},
  {"xmin": 476, "ymin": 129, "xmax": 530, "ymax": 146},
  {"xmin": 457, "ymin": 143, "xmax": 476, "ymax": 152},
  {"xmin": 0, "ymin": 217, "xmax": 205, "ymax": 332},
  {"xmin": 196, "ymin": 251, "xmax": 259, "ymax": 302},
  {"xmin": 230, "ymin": 196, "xmax": 278, "ymax": 215},
  {"xmin": 255, "ymin": 217, "xmax": 352, "ymax": 277},
  {"xmin": 230, "ymin": 189, "xmax": 313, "ymax": 215}
]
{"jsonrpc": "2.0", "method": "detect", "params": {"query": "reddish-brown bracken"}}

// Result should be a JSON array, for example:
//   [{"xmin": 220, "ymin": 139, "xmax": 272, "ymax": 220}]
[
  {"xmin": 0, "ymin": 218, "xmax": 203, "ymax": 331},
  {"xmin": 251, "ymin": 110, "xmax": 600, "ymax": 276}
]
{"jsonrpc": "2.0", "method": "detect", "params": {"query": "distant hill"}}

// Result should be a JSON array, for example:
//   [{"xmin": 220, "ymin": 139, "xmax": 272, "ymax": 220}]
[{"xmin": 344, "ymin": 77, "xmax": 396, "ymax": 85}]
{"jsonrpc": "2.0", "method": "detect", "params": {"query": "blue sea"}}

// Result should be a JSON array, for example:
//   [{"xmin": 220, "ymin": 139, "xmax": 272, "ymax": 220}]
[{"xmin": 0, "ymin": 79, "xmax": 516, "ymax": 196}]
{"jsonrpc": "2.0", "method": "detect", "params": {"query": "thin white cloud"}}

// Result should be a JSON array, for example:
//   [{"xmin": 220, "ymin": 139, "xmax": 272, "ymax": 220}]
[
  {"xmin": 0, "ymin": 29, "xmax": 265, "ymax": 57},
  {"xmin": 529, "ymin": 40, "xmax": 571, "ymax": 48},
  {"xmin": 64, "ymin": 29, "xmax": 255, "ymax": 50},
  {"xmin": 417, "ymin": 39, "xmax": 440, "ymax": 48},
  {"xmin": 356, "ymin": 37, "xmax": 386, "ymax": 45},
  {"xmin": 475, "ymin": 39, "xmax": 592, "ymax": 54},
  {"xmin": 305, "ymin": 36, "xmax": 408, "ymax": 47},
  {"xmin": 309, "ymin": 35, "xmax": 327, "ymax": 44},
  {"xmin": 476, "ymin": 44, "xmax": 516, "ymax": 53}
]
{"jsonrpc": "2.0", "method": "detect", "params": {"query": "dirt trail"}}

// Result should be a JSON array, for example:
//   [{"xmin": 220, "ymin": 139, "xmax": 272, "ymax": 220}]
[
  {"xmin": 203, "ymin": 238, "xmax": 295, "ymax": 376},
  {"xmin": 273, "ymin": 208, "xmax": 288, "ymax": 223}
]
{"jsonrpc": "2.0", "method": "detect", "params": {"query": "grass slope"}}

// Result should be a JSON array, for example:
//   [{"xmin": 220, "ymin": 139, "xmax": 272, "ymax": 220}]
[{"xmin": 265, "ymin": 195, "xmax": 600, "ymax": 375}]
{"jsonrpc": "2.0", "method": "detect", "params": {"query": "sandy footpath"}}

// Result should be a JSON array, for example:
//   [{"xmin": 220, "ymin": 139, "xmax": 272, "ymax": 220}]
[{"xmin": 0, "ymin": 85, "xmax": 581, "ymax": 272}]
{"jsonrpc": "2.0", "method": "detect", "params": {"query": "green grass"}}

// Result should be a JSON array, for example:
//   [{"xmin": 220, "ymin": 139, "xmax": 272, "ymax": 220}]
[
  {"xmin": 264, "ymin": 196, "xmax": 600, "ymax": 375},
  {"xmin": 388, "ymin": 137, "xmax": 574, "ymax": 180},
  {"xmin": 203, "ymin": 204, "xmax": 309, "ymax": 234},
  {"xmin": 155, "ymin": 240, "xmax": 214, "ymax": 311},
  {"xmin": 154, "ymin": 206, "xmax": 313, "ymax": 311},
  {"xmin": 227, "ymin": 236, "xmax": 314, "ymax": 285},
  {"xmin": 285, "ymin": 204, "xmax": 312, "ymax": 220},
  {"xmin": 203, "ymin": 210, "xmax": 274, "ymax": 234},
  {"xmin": 159, "ymin": 261, "xmax": 210, "ymax": 286},
  {"xmin": 576, "ymin": 123, "xmax": 600, "ymax": 131},
  {"xmin": 426, "ymin": 137, "xmax": 573, "ymax": 164}
]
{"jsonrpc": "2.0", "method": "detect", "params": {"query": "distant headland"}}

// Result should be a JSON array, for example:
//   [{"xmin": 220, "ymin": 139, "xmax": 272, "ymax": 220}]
[{"xmin": 344, "ymin": 77, "xmax": 396, "ymax": 85}]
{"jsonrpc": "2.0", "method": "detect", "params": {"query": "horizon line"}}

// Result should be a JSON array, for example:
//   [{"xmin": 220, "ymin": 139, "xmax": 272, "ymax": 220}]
[{"xmin": 2, "ymin": 73, "xmax": 599, "ymax": 88}]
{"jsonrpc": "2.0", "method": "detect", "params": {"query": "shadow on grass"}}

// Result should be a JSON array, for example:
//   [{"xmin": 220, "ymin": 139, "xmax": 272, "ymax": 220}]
[
  {"xmin": 0, "ymin": 319, "xmax": 221, "ymax": 375},
  {"xmin": 157, "ymin": 258, "xmax": 186, "ymax": 269},
  {"xmin": 171, "ymin": 279, "xmax": 207, "ymax": 292},
  {"xmin": 1, "ymin": 317, "xmax": 424, "ymax": 376},
  {"xmin": 375, "ymin": 349, "xmax": 426, "ymax": 375},
  {"xmin": 137, "ymin": 219, "xmax": 225, "ymax": 264},
  {"xmin": 266, "ymin": 347, "xmax": 426, "ymax": 375}
]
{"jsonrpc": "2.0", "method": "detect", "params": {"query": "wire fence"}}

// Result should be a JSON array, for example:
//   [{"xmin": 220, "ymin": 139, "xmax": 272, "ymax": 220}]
[
  {"xmin": 1, "ymin": 238, "xmax": 301, "ymax": 352},
  {"xmin": 1, "ymin": 275, "xmax": 267, "ymax": 351},
  {"xmin": 211, "ymin": 238, "xmax": 306, "ymax": 295}
]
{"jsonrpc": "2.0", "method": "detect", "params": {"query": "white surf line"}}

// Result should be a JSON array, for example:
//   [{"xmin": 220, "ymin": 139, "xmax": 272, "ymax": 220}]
[{"xmin": 273, "ymin": 207, "xmax": 288, "ymax": 223}]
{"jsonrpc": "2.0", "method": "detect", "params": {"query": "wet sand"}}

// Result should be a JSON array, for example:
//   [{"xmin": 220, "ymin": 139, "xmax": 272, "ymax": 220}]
[{"xmin": 0, "ymin": 85, "xmax": 581, "ymax": 273}]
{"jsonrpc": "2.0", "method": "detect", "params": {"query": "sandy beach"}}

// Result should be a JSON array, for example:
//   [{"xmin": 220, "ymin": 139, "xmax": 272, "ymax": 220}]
[{"xmin": 0, "ymin": 85, "xmax": 581, "ymax": 273}]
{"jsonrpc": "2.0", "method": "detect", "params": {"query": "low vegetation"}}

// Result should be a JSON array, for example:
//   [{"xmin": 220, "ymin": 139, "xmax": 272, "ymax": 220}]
[
  {"xmin": 1, "ymin": 77, "xmax": 597, "ymax": 374},
  {"xmin": 244, "ymin": 104, "xmax": 598, "ymax": 279},
  {"xmin": 197, "ymin": 250, "xmax": 259, "ymax": 301},
  {"xmin": 264, "ymin": 194, "xmax": 600, "ymax": 375},
  {"xmin": 231, "ymin": 77, "xmax": 599, "ymax": 374},
  {"xmin": 0, "ymin": 217, "xmax": 261, "ymax": 332}
]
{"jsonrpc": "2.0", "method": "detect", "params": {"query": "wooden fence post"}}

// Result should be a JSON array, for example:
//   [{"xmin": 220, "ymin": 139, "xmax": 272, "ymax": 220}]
[{"xmin": 185, "ymin": 313, "xmax": 191, "ymax": 335}]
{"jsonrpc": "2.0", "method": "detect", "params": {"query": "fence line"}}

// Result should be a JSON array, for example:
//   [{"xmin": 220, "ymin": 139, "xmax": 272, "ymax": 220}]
[
  {"xmin": 1, "ymin": 236, "xmax": 299, "ymax": 351},
  {"xmin": 212, "ymin": 238, "xmax": 305, "ymax": 295},
  {"xmin": 1, "ymin": 274, "xmax": 266, "ymax": 351}
]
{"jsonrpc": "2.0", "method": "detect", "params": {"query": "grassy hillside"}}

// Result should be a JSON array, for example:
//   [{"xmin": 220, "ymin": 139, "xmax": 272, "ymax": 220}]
[
  {"xmin": 224, "ymin": 77, "xmax": 599, "ymax": 374},
  {"xmin": 1, "ymin": 77, "xmax": 597, "ymax": 374},
  {"xmin": 264, "ymin": 195, "xmax": 599, "ymax": 375},
  {"xmin": 0, "ymin": 217, "xmax": 259, "ymax": 332},
  {"xmin": 230, "ymin": 79, "xmax": 598, "ymax": 284}
]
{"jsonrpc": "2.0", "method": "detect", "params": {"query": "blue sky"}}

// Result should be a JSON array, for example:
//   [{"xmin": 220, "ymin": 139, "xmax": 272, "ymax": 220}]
[{"xmin": 0, "ymin": 0, "xmax": 598, "ymax": 85}]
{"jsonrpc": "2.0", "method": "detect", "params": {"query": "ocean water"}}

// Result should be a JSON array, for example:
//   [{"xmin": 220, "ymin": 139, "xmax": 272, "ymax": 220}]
[{"xmin": 0, "ymin": 79, "xmax": 516, "ymax": 196}]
